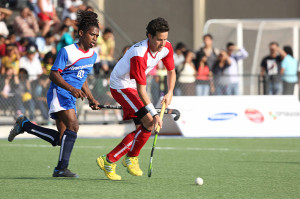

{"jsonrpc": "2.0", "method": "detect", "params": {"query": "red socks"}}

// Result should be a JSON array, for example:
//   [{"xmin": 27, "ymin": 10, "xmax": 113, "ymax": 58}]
[
  {"xmin": 127, "ymin": 125, "xmax": 151, "ymax": 157},
  {"xmin": 106, "ymin": 125, "xmax": 151, "ymax": 162},
  {"xmin": 106, "ymin": 131, "xmax": 136, "ymax": 162}
]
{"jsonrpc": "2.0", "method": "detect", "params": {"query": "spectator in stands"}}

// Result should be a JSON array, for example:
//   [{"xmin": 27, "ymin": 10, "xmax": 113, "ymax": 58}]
[
  {"xmin": 1, "ymin": 44, "xmax": 20, "ymax": 75},
  {"xmin": 0, "ymin": 7, "xmax": 12, "ymax": 38},
  {"xmin": 196, "ymin": 51, "xmax": 213, "ymax": 96},
  {"xmin": 42, "ymin": 51, "xmax": 56, "ymax": 75},
  {"xmin": 195, "ymin": 33, "xmax": 219, "ymax": 70},
  {"xmin": 56, "ymin": 25, "xmax": 74, "ymax": 52},
  {"xmin": 13, "ymin": 7, "xmax": 39, "ymax": 44},
  {"xmin": 224, "ymin": 42, "xmax": 248, "ymax": 95},
  {"xmin": 16, "ymin": 38, "xmax": 29, "ymax": 57},
  {"xmin": 177, "ymin": 50, "xmax": 197, "ymax": 96},
  {"xmin": 212, "ymin": 50, "xmax": 231, "ymax": 95},
  {"xmin": 97, "ymin": 28, "xmax": 116, "ymax": 74},
  {"xmin": 37, "ymin": 0, "xmax": 61, "ymax": 37},
  {"xmin": 0, "ymin": 67, "xmax": 23, "ymax": 117},
  {"xmin": 19, "ymin": 45, "xmax": 43, "ymax": 82},
  {"xmin": 62, "ymin": 17, "xmax": 76, "ymax": 38},
  {"xmin": 62, "ymin": 0, "xmax": 86, "ymax": 21},
  {"xmin": 278, "ymin": 46, "xmax": 298, "ymax": 95},
  {"xmin": 16, "ymin": 68, "xmax": 36, "ymax": 121},
  {"xmin": 0, "ymin": 35, "xmax": 5, "ymax": 57},
  {"xmin": 28, "ymin": 0, "xmax": 40, "ymax": 17},
  {"xmin": 173, "ymin": 42, "xmax": 186, "ymax": 96},
  {"xmin": 6, "ymin": 33, "xmax": 17, "ymax": 46},
  {"xmin": 36, "ymin": 31, "xmax": 56, "ymax": 59},
  {"xmin": 34, "ymin": 74, "xmax": 50, "ymax": 123},
  {"xmin": 260, "ymin": 42, "xmax": 283, "ymax": 95},
  {"xmin": 174, "ymin": 42, "xmax": 186, "ymax": 70}
]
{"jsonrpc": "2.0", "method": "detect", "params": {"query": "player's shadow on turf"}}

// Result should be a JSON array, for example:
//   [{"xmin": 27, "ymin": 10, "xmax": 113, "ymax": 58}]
[
  {"xmin": 0, "ymin": 177, "xmax": 137, "ymax": 183},
  {"xmin": 234, "ymin": 160, "xmax": 300, "ymax": 165},
  {"xmin": 0, "ymin": 177, "xmax": 79, "ymax": 180}
]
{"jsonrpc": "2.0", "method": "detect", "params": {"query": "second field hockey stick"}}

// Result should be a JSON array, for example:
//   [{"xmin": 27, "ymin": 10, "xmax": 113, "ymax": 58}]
[
  {"xmin": 97, "ymin": 104, "xmax": 180, "ymax": 121},
  {"xmin": 147, "ymin": 102, "xmax": 166, "ymax": 178}
]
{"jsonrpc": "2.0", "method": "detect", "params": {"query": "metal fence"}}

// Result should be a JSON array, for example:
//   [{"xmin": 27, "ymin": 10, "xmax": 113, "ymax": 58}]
[{"xmin": 0, "ymin": 74, "xmax": 298, "ymax": 125}]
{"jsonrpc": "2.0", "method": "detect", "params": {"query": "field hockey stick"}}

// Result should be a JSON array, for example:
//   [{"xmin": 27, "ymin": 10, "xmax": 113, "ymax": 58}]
[
  {"xmin": 148, "ymin": 102, "xmax": 166, "ymax": 178},
  {"xmin": 97, "ymin": 104, "xmax": 180, "ymax": 121}
]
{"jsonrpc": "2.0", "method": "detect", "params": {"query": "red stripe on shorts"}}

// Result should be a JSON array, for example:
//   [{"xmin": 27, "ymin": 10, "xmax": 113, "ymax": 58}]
[{"xmin": 110, "ymin": 88, "xmax": 145, "ymax": 120}]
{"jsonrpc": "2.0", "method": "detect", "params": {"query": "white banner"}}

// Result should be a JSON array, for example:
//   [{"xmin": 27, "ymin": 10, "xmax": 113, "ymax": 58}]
[{"xmin": 164, "ymin": 96, "xmax": 300, "ymax": 137}]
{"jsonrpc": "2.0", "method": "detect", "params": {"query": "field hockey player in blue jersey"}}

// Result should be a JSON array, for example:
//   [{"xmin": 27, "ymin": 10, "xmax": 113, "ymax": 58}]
[{"xmin": 8, "ymin": 11, "xmax": 101, "ymax": 178}]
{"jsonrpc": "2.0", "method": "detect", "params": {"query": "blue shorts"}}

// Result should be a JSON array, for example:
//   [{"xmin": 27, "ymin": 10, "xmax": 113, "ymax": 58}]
[{"xmin": 47, "ymin": 88, "xmax": 77, "ymax": 120}]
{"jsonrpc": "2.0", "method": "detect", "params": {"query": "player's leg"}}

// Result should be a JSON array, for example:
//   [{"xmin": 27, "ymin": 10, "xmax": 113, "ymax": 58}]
[
  {"xmin": 8, "ymin": 115, "xmax": 60, "ymax": 146},
  {"xmin": 52, "ymin": 109, "xmax": 79, "ymax": 178},
  {"xmin": 96, "ymin": 88, "xmax": 144, "ymax": 180},
  {"xmin": 128, "ymin": 114, "xmax": 153, "ymax": 157},
  {"xmin": 106, "ymin": 129, "xmax": 137, "ymax": 162},
  {"xmin": 104, "ymin": 89, "xmax": 148, "ymax": 162},
  {"xmin": 122, "ymin": 113, "xmax": 153, "ymax": 176},
  {"xmin": 106, "ymin": 88, "xmax": 152, "ymax": 176}
]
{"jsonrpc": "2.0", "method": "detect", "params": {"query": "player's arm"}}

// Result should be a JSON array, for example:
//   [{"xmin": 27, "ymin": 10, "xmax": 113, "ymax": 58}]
[
  {"xmin": 49, "ymin": 70, "xmax": 87, "ymax": 99},
  {"xmin": 161, "ymin": 42, "xmax": 176, "ymax": 107},
  {"xmin": 81, "ymin": 80, "xmax": 100, "ymax": 110},
  {"xmin": 136, "ymin": 83, "xmax": 152, "ymax": 108},
  {"xmin": 161, "ymin": 69, "xmax": 176, "ymax": 107}
]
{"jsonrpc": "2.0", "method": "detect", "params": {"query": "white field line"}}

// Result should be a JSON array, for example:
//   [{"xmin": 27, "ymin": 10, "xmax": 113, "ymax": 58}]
[{"xmin": 0, "ymin": 143, "xmax": 299, "ymax": 153}]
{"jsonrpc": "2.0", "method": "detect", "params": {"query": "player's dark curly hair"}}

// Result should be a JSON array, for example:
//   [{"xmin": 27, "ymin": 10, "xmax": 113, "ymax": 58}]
[
  {"xmin": 77, "ymin": 11, "xmax": 99, "ymax": 33},
  {"xmin": 146, "ymin": 17, "xmax": 169, "ymax": 37}
]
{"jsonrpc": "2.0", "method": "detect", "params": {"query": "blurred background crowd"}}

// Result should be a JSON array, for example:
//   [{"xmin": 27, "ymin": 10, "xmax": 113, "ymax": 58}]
[{"xmin": 0, "ymin": 0, "xmax": 299, "ymax": 125}]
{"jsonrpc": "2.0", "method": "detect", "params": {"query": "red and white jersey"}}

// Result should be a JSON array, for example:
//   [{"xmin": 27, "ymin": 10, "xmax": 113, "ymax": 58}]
[{"xmin": 110, "ymin": 39, "xmax": 174, "ymax": 89}]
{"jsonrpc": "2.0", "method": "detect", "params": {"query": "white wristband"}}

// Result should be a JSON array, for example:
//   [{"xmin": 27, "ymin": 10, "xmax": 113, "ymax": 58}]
[{"xmin": 145, "ymin": 103, "xmax": 158, "ymax": 117}]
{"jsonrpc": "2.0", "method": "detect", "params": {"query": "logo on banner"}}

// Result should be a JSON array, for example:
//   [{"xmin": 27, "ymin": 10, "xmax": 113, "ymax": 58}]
[
  {"xmin": 245, "ymin": 109, "xmax": 264, "ymax": 123},
  {"xmin": 208, "ymin": 113, "xmax": 238, "ymax": 121},
  {"xmin": 269, "ymin": 111, "xmax": 300, "ymax": 119},
  {"xmin": 269, "ymin": 112, "xmax": 277, "ymax": 120}
]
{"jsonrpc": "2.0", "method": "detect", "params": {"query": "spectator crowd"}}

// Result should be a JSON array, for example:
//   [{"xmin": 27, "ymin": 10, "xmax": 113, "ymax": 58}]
[
  {"xmin": 174, "ymin": 34, "xmax": 299, "ymax": 97},
  {"xmin": 0, "ymin": 1, "xmax": 299, "ymax": 124},
  {"xmin": 0, "ymin": 0, "xmax": 120, "ymax": 124}
]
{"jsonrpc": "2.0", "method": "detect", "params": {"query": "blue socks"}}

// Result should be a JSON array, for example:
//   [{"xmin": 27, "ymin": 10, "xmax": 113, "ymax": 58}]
[
  {"xmin": 56, "ymin": 129, "xmax": 77, "ymax": 170},
  {"xmin": 22, "ymin": 121, "xmax": 77, "ymax": 170},
  {"xmin": 23, "ymin": 121, "xmax": 60, "ymax": 146}
]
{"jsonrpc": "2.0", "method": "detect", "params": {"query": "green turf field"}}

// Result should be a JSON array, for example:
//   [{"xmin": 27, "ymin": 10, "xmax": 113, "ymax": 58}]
[{"xmin": 1, "ymin": 137, "xmax": 300, "ymax": 199}]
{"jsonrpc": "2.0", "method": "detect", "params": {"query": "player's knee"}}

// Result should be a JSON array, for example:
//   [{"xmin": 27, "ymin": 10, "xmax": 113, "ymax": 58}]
[
  {"xmin": 142, "ymin": 115, "xmax": 154, "ymax": 131},
  {"xmin": 68, "ymin": 121, "xmax": 79, "ymax": 133}
]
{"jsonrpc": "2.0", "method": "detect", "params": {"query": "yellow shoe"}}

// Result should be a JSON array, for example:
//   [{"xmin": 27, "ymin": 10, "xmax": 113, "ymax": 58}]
[
  {"xmin": 122, "ymin": 156, "xmax": 143, "ymax": 176},
  {"xmin": 96, "ymin": 155, "xmax": 121, "ymax": 180}
]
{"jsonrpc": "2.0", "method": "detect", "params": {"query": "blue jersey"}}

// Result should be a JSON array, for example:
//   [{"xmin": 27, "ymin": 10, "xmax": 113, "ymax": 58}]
[
  {"xmin": 47, "ymin": 43, "xmax": 97, "ymax": 119},
  {"xmin": 50, "ymin": 43, "xmax": 97, "ymax": 90}
]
